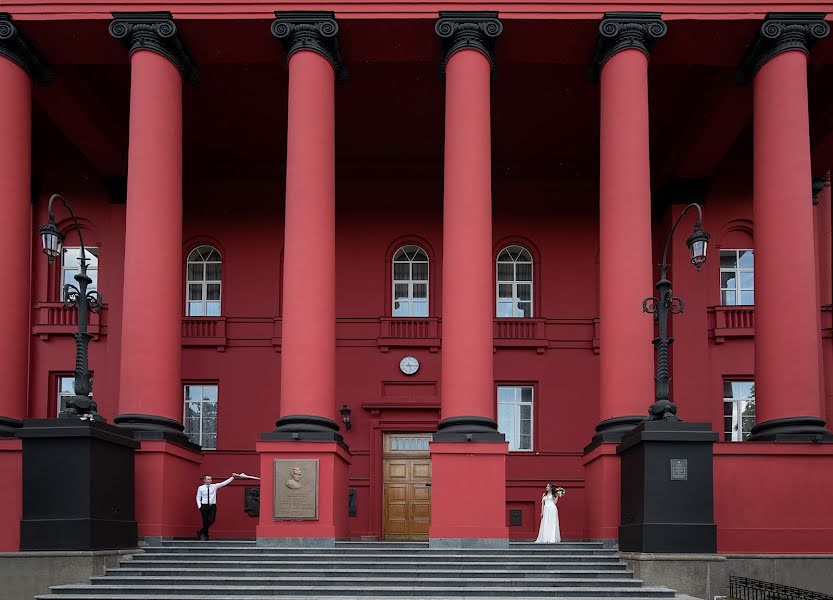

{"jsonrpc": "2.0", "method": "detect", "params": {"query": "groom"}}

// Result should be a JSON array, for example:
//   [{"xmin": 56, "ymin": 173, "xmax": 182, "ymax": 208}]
[{"xmin": 195, "ymin": 473, "xmax": 240, "ymax": 540}]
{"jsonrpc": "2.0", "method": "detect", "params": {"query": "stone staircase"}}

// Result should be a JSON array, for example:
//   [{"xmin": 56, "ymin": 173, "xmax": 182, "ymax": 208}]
[{"xmin": 36, "ymin": 539, "xmax": 687, "ymax": 599}]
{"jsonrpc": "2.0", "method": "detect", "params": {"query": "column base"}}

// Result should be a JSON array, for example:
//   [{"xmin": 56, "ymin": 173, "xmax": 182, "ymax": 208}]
[
  {"xmin": 114, "ymin": 413, "xmax": 190, "ymax": 441},
  {"xmin": 433, "ymin": 416, "xmax": 505, "ymax": 442},
  {"xmin": 617, "ymin": 420, "xmax": 718, "ymax": 553},
  {"xmin": 581, "ymin": 442, "xmax": 621, "ymax": 541},
  {"xmin": 262, "ymin": 415, "xmax": 345, "ymax": 445},
  {"xmin": 255, "ymin": 439, "xmax": 351, "ymax": 541},
  {"xmin": 428, "ymin": 441, "xmax": 508, "ymax": 542},
  {"xmin": 584, "ymin": 415, "xmax": 646, "ymax": 452},
  {"xmin": 0, "ymin": 415, "xmax": 23, "ymax": 437},
  {"xmin": 748, "ymin": 416, "xmax": 833, "ymax": 441},
  {"xmin": 17, "ymin": 419, "xmax": 139, "ymax": 550}
]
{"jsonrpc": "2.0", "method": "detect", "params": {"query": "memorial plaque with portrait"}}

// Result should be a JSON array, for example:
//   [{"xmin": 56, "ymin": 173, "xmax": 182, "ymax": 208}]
[{"xmin": 273, "ymin": 459, "xmax": 319, "ymax": 520}]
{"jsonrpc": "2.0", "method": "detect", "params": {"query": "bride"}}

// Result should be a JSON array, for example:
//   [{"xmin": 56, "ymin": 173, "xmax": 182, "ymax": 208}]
[{"xmin": 534, "ymin": 483, "xmax": 561, "ymax": 543}]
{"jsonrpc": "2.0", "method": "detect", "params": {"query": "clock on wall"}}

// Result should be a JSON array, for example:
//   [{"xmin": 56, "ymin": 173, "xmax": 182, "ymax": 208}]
[{"xmin": 399, "ymin": 355, "xmax": 419, "ymax": 375}]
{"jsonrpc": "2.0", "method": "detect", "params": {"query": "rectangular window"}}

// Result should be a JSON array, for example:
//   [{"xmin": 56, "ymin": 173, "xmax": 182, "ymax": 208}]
[
  {"xmin": 57, "ymin": 375, "xmax": 93, "ymax": 416},
  {"xmin": 62, "ymin": 247, "xmax": 99, "ymax": 297},
  {"xmin": 720, "ymin": 249, "xmax": 754, "ymax": 306},
  {"xmin": 184, "ymin": 384, "xmax": 218, "ymax": 450},
  {"xmin": 497, "ymin": 385, "xmax": 533, "ymax": 451},
  {"xmin": 723, "ymin": 380, "xmax": 755, "ymax": 441}
]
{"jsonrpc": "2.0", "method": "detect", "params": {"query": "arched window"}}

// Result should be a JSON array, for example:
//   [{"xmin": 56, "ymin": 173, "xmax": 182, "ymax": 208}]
[
  {"xmin": 393, "ymin": 245, "xmax": 429, "ymax": 317},
  {"xmin": 186, "ymin": 245, "xmax": 222, "ymax": 316},
  {"xmin": 497, "ymin": 245, "xmax": 533, "ymax": 318}
]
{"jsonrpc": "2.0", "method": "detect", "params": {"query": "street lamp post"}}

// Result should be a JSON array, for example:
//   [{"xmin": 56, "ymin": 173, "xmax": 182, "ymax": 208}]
[
  {"xmin": 38, "ymin": 194, "xmax": 103, "ymax": 421},
  {"xmin": 642, "ymin": 202, "xmax": 710, "ymax": 421}
]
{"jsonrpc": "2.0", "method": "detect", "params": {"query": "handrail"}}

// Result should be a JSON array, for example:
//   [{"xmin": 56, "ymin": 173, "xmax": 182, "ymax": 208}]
[{"xmin": 729, "ymin": 576, "xmax": 833, "ymax": 600}]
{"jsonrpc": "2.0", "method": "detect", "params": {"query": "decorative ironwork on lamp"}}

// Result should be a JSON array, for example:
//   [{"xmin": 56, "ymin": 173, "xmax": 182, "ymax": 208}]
[
  {"xmin": 38, "ymin": 194, "xmax": 103, "ymax": 421},
  {"xmin": 642, "ymin": 203, "xmax": 710, "ymax": 421}
]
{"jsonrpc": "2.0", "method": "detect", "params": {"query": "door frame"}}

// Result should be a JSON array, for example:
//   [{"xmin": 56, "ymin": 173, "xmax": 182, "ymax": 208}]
[{"xmin": 381, "ymin": 431, "xmax": 433, "ymax": 540}]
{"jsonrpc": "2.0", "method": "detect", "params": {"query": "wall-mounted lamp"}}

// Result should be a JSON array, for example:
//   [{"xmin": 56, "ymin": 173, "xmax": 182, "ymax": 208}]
[{"xmin": 340, "ymin": 405, "xmax": 352, "ymax": 431}]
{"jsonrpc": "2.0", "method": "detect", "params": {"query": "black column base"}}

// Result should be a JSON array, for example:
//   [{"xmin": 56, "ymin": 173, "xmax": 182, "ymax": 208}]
[
  {"xmin": 17, "ymin": 419, "xmax": 139, "ymax": 550},
  {"xmin": 617, "ymin": 420, "xmax": 718, "ymax": 553},
  {"xmin": 262, "ymin": 414, "xmax": 345, "ymax": 445},
  {"xmin": 114, "ymin": 413, "xmax": 201, "ymax": 450},
  {"xmin": 432, "ymin": 416, "xmax": 506, "ymax": 442},
  {"xmin": 584, "ymin": 415, "xmax": 646, "ymax": 453},
  {"xmin": 0, "ymin": 415, "xmax": 23, "ymax": 437},
  {"xmin": 748, "ymin": 416, "xmax": 833, "ymax": 442}
]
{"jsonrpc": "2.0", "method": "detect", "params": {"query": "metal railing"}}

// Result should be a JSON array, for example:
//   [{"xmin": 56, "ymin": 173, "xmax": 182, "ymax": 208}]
[{"xmin": 729, "ymin": 576, "xmax": 833, "ymax": 600}]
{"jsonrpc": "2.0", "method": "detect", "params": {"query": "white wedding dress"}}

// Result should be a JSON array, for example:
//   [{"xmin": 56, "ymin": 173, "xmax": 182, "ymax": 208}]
[{"xmin": 534, "ymin": 492, "xmax": 561, "ymax": 543}]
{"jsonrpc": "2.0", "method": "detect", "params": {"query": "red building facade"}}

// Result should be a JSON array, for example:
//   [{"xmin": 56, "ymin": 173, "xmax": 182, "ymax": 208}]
[{"xmin": 1, "ymin": 1, "xmax": 832, "ymax": 553}]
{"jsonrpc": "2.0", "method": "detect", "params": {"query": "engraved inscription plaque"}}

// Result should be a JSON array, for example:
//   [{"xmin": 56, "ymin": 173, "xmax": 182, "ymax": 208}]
[
  {"xmin": 670, "ymin": 458, "xmax": 688, "ymax": 481},
  {"xmin": 273, "ymin": 459, "xmax": 319, "ymax": 520}
]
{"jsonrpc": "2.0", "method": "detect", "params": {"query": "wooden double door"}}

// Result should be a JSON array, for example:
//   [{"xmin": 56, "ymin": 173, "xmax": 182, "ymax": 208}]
[{"xmin": 383, "ymin": 433, "xmax": 432, "ymax": 540}]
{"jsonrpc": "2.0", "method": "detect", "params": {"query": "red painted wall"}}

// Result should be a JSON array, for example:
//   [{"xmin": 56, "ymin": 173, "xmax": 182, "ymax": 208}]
[{"xmin": 20, "ymin": 158, "xmax": 833, "ymax": 547}]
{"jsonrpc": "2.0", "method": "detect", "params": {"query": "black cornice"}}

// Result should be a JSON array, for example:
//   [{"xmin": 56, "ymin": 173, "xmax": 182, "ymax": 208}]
[
  {"xmin": 736, "ymin": 13, "xmax": 829, "ymax": 84},
  {"xmin": 0, "ymin": 13, "xmax": 52, "ymax": 84},
  {"xmin": 109, "ymin": 12, "xmax": 199, "ymax": 85},
  {"xmin": 588, "ymin": 12, "xmax": 667, "ymax": 83},
  {"xmin": 271, "ymin": 12, "xmax": 346, "ymax": 83},
  {"xmin": 435, "ymin": 11, "xmax": 503, "ymax": 80}
]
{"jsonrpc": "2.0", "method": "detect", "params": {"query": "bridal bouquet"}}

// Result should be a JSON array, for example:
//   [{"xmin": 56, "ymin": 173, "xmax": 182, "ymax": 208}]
[{"xmin": 554, "ymin": 487, "xmax": 566, "ymax": 497}]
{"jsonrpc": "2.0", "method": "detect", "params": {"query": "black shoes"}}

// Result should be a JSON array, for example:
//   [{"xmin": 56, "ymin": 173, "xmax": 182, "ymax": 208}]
[{"xmin": 196, "ymin": 530, "xmax": 203, "ymax": 540}]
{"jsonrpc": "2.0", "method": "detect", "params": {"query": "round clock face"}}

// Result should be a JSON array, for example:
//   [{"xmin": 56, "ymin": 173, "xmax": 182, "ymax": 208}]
[{"xmin": 399, "ymin": 356, "xmax": 419, "ymax": 375}]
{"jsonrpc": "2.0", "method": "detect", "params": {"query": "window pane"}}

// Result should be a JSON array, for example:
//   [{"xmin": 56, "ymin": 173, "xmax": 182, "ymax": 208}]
[
  {"xmin": 732, "ymin": 381, "xmax": 754, "ymax": 398},
  {"xmin": 497, "ymin": 250, "xmax": 513, "ymax": 262},
  {"xmin": 520, "ymin": 404, "xmax": 532, "ymax": 420},
  {"xmin": 516, "ymin": 263, "xmax": 532, "ymax": 281},
  {"xmin": 412, "ymin": 263, "xmax": 428, "ymax": 281},
  {"xmin": 740, "ymin": 291, "xmax": 754, "ymax": 305},
  {"xmin": 498, "ymin": 284, "xmax": 513, "ymax": 299},
  {"xmin": 412, "ymin": 302, "xmax": 428, "ymax": 317},
  {"xmin": 202, "ymin": 386, "xmax": 218, "ymax": 401},
  {"xmin": 521, "ymin": 387, "xmax": 533, "ymax": 403},
  {"xmin": 205, "ymin": 262, "xmax": 221, "ymax": 281},
  {"xmin": 518, "ymin": 302, "xmax": 532, "ymax": 318},
  {"xmin": 59, "ymin": 377, "xmax": 75, "ymax": 394},
  {"xmin": 88, "ymin": 270, "xmax": 99, "ymax": 291},
  {"xmin": 188, "ymin": 302, "xmax": 204, "ymax": 316},
  {"xmin": 413, "ymin": 284, "xmax": 427, "ymax": 299},
  {"xmin": 185, "ymin": 417, "xmax": 201, "ymax": 435},
  {"xmin": 497, "ymin": 302, "xmax": 513, "ymax": 318},
  {"xmin": 187, "ymin": 263, "xmax": 204, "ymax": 281},
  {"xmin": 394, "ymin": 284, "xmax": 408, "ymax": 301},
  {"xmin": 393, "ymin": 263, "xmax": 409, "ymax": 281},
  {"xmin": 207, "ymin": 284, "xmax": 221, "ymax": 301},
  {"xmin": 720, "ymin": 251, "xmax": 738, "ymax": 269},
  {"xmin": 740, "ymin": 272, "xmax": 754, "ymax": 289},
  {"xmin": 497, "ymin": 387, "xmax": 515, "ymax": 402},
  {"xmin": 393, "ymin": 301, "xmax": 408, "ymax": 317},
  {"xmin": 722, "ymin": 291, "xmax": 736, "ymax": 305},
  {"xmin": 517, "ymin": 284, "xmax": 531, "ymax": 301},
  {"xmin": 723, "ymin": 381, "xmax": 733, "ymax": 398},
  {"xmin": 203, "ymin": 434, "xmax": 217, "ymax": 450},
  {"xmin": 497, "ymin": 263, "xmax": 513, "ymax": 281},
  {"xmin": 738, "ymin": 250, "xmax": 754, "ymax": 268},
  {"xmin": 189, "ymin": 284, "xmax": 204, "ymax": 301},
  {"xmin": 721, "ymin": 272, "xmax": 737, "ymax": 289},
  {"xmin": 519, "ymin": 435, "xmax": 531, "ymax": 450},
  {"xmin": 206, "ymin": 302, "xmax": 221, "ymax": 316},
  {"xmin": 520, "ymin": 419, "xmax": 531, "ymax": 435},
  {"xmin": 203, "ymin": 418, "xmax": 217, "ymax": 435}
]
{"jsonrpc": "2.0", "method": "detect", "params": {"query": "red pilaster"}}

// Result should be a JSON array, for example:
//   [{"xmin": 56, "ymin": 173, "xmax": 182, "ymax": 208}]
[
  {"xmin": 0, "ymin": 56, "xmax": 31, "ymax": 434},
  {"xmin": 279, "ymin": 49, "xmax": 336, "ymax": 425},
  {"xmin": 116, "ymin": 50, "xmax": 184, "ymax": 431},
  {"xmin": 597, "ymin": 48, "xmax": 655, "ymax": 432},
  {"xmin": 751, "ymin": 49, "xmax": 829, "ymax": 438},
  {"xmin": 440, "ymin": 48, "xmax": 495, "ymax": 424}
]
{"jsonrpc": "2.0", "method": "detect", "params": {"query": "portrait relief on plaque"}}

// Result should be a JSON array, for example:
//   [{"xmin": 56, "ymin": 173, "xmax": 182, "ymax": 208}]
[{"xmin": 273, "ymin": 459, "xmax": 319, "ymax": 520}]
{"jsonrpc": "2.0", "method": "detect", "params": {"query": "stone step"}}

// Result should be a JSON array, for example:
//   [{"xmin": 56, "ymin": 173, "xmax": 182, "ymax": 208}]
[
  {"xmin": 108, "ymin": 567, "xmax": 631, "ymax": 578},
  {"xmin": 144, "ymin": 545, "xmax": 611, "ymax": 554},
  {"xmin": 138, "ymin": 550, "xmax": 619, "ymax": 561},
  {"xmin": 44, "ymin": 584, "xmax": 677, "ymax": 597},
  {"xmin": 37, "ymin": 596, "xmax": 691, "ymax": 600},
  {"xmin": 119, "ymin": 559, "xmax": 627, "ymax": 570},
  {"xmin": 90, "ymin": 576, "xmax": 644, "ymax": 588}
]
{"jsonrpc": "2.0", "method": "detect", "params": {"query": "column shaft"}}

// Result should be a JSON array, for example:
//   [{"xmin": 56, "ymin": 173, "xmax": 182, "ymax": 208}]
[
  {"xmin": 116, "ymin": 50, "xmax": 184, "ymax": 432},
  {"xmin": 597, "ymin": 49, "xmax": 655, "ymax": 433},
  {"xmin": 278, "ymin": 50, "xmax": 337, "ymax": 426},
  {"xmin": 752, "ymin": 50, "xmax": 826, "ymax": 432},
  {"xmin": 440, "ymin": 49, "xmax": 495, "ymax": 428},
  {"xmin": 0, "ymin": 57, "xmax": 31, "ymax": 433}
]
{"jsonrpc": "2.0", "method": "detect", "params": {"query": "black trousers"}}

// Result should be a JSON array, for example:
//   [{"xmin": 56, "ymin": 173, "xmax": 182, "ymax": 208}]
[{"xmin": 199, "ymin": 504, "xmax": 217, "ymax": 538}]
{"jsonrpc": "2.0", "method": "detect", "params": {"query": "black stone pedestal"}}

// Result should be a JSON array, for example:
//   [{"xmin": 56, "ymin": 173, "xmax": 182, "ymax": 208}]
[
  {"xmin": 17, "ymin": 419, "xmax": 139, "ymax": 550},
  {"xmin": 617, "ymin": 420, "xmax": 718, "ymax": 553}
]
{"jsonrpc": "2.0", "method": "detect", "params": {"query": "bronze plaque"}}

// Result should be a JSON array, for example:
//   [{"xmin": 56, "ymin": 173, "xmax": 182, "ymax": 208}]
[{"xmin": 273, "ymin": 459, "xmax": 319, "ymax": 520}]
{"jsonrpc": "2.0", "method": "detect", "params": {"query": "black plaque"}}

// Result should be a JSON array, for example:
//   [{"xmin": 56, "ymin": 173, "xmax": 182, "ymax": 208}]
[
  {"xmin": 348, "ymin": 487, "xmax": 356, "ymax": 517},
  {"xmin": 670, "ymin": 458, "xmax": 688, "ymax": 481},
  {"xmin": 509, "ymin": 509, "xmax": 523, "ymax": 526},
  {"xmin": 244, "ymin": 487, "xmax": 260, "ymax": 516}
]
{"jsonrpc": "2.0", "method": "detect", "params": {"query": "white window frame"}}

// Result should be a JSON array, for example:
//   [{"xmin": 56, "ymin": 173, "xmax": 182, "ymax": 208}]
[
  {"xmin": 496, "ymin": 245, "xmax": 533, "ymax": 318},
  {"xmin": 183, "ymin": 384, "xmax": 218, "ymax": 450},
  {"xmin": 61, "ymin": 247, "xmax": 99, "ymax": 298},
  {"xmin": 723, "ymin": 380, "xmax": 755, "ymax": 442},
  {"xmin": 57, "ymin": 375, "xmax": 92, "ymax": 415},
  {"xmin": 497, "ymin": 385, "xmax": 534, "ymax": 452},
  {"xmin": 720, "ymin": 249, "xmax": 754, "ymax": 306},
  {"xmin": 392, "ymin": 245, "xmax": 429, "ymax": 317},
  {"xmin": 186, "ymin": 246, "xmax": 222, "ymax": 317}
]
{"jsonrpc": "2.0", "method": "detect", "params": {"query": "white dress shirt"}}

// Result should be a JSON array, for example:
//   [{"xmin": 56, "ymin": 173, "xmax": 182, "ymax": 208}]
[{"xmin": 196, "ymin": 477, "xmax": 234, "ymax": 508}]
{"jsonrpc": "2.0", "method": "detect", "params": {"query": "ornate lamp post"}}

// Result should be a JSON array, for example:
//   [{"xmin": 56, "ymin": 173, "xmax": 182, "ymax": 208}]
[
  {"xmin": 38, "ymin": 194, "xmax": 103, "ymax": 421},
  {"xmin": 642, "ymin": 202, "xmax": 710, "ymax": 421}
]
